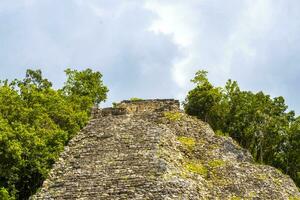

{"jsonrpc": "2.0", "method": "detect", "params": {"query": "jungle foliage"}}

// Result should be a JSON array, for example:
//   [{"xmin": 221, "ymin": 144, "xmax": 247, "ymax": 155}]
[
  {"xmin": 0, "ymin": 68, "xmax": 108, "ymax": 199},
  {"xmin": 184, "ymin": 70, "xmax": 300, "ymax": 188}
]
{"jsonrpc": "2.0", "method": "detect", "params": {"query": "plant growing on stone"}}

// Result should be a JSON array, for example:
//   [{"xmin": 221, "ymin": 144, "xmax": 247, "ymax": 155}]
[
  {"xmin": 129, "ymin": 97, "xmax": 143, "ymax": 101},
  {"xmin": 164, "ymin": 111, "xmax": 183, "ymax": 121}
]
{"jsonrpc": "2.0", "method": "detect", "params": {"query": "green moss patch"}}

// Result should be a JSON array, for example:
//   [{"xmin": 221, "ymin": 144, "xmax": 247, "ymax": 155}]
[
  {"xmin": 129, "ymin": 97, "xmax": 143, "ymax": 101},
  {"xmin": 255, "ymin": 174, "xmax": 268, "ymax": 181},
  {"xmin": 230, "ymin": 196, "xmax": 242, "ymax": 200},
  {"xmin": 215, "ymin": 130, "xmax": 229, "ymax": 137},
  {"xmin": 289, "ymin": 196, "xmax": 300, "ymax": 200},
  {"xmin": 164, "ymin": 111, "xmax": 183, "ymax": 121},
  {"xmin": 184, "ymin": 161, "xmax": 207, "ymax": 176},
  {"xmin": 177, "ymin": 136, "xmax": 196, "ymax": 150},
  {"xmin": 208, "ymin": 159, "xmax": 226, "ymax": 168}
]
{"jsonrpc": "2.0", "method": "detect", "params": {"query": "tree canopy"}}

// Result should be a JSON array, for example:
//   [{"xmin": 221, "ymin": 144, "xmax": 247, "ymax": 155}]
[
  {"xmin": 184, "ymin": 70, "xmax": 300, "ymax": 188},
  {"xmin": 0, "ymin": 68, "xmax": 108, "ymax": 200},
  {"xmin": 62, "ymin": 68, "xmax": 108, "ymax": 105}
]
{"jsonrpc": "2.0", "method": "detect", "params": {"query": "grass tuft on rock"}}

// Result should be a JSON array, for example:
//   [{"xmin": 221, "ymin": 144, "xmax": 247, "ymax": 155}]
[{"xmin": 129, "ymin": 97, "xmax": 143, "ymax": 101}]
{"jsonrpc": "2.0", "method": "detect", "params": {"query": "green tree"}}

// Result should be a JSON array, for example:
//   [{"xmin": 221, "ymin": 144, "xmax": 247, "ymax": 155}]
[
  {"xmin": 22, "ymin": 69, "xmax": 52, "ymax": 90},
  {"xmin": 285, "ymin": 117, "xmax": 300, "ymax": 186},
  {"xmin": 184, "ymin": 70, "xmax": 299, "ymax": 187},
  {"xmin": 0, "ymin": 68, "xmax": 108, "ymax": 199},
  {"xmin": 0, "ymin": 187, "xmax": 12, "ymax": 200},
  {"xmin": 184, "ymin": 70, "xmax": 224, "ymax": 128},
  {"xmin": 62, "ymin": 68, "xmax": 108, "ymax": 106}
]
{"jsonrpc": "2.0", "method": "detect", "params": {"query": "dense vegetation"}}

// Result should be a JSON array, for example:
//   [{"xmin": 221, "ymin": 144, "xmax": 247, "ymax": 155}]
[
  {"xmin": 1, "ymin": 68, "xmax": 299, "ymax": 199},
  {"xmin": 0, "ymin": 68, "xmax": 108, "ymax": 199},
  {"xmin": 184, "ymin": 70, "xmax": 300, "ymax": 188}
]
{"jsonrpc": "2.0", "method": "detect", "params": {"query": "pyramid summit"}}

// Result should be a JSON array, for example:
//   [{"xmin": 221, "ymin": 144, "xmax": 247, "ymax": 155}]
[{"xmin": 32, "ymin": 99, "xmax": 300, "ymax": 199}]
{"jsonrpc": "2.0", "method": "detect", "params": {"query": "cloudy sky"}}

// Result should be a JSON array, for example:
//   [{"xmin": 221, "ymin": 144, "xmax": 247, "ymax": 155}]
[{"xmin": 0, "ymin": 0, "xmax": 299, "ymax": 112}]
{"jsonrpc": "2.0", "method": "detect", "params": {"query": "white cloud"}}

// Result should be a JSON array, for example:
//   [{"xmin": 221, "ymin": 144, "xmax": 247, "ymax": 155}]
[
  {"xmin": 0, "ymin": 0, "xmax": 300, "ymax": 112},
  {"xmin": 145, "ymin": 0, "xmax": 246, "ymax": 93},
  {"xmin": 144, "ymin": 0, "xmax": 300, "ymax": 112},
  {"xmin": 0, "ymin": 0, "xmax": 181, "ymax": 106}
]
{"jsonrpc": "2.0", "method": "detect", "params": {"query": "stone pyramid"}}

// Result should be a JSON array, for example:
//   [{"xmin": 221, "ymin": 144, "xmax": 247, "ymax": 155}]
[{"xmin": 32, "ymin": 99, "xmax": 300, "ymax": 199}]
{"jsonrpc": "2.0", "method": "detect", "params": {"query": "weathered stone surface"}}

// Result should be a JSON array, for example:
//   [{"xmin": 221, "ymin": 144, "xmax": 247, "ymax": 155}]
[{"xmin": 31, "ymin": 99, "xmax": 300, "ymax": 199}]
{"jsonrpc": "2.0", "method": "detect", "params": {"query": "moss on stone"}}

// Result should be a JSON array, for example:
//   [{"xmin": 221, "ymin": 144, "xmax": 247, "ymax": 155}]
[
  {"xmin": 164, "ymin": 111, "xmax": 183, "ymax": 121},
  {"xmin": 177, "ymin": 136, "xmax": 196, "ymax": 150},
  {"xmin": 273, "ymin": 178, "xmax": 283, "ymax": 186},
  {"xmin": 289, "ymin": 196, "xmax": 300, "ymax": 200},
  {"xmin": 184, "ymin": 161, "xmax": 207, "ymax": 177},
  {"xmin": 255, "ymin": 174, "xmax": 268, "ymax": 181},
  {"xmin": 208, "ymin": 159, "xmax": 226, "ymax": 168},
  {"xmin": 215, "ymin": 130, "xmax": 229, "ymax": 137},
  {"xmin": 129, "ymin": 97, "xmax": 143, "ymax": 101},
  {"xmin": 230, "ymin": 196, "xmax": 242, "ymax": 200}
]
